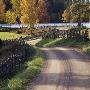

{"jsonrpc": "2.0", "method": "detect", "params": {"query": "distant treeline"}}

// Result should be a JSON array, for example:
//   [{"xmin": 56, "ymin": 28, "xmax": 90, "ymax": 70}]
[{"xmin": 0, "ymin": 0, "xmax": 90, "ymax": 24}]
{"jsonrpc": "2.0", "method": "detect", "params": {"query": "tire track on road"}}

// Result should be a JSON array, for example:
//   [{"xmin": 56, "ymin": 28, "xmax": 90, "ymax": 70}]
[
  {"xmin": 54, "ymin": 48, "xmax": 73, "ymax": 90},
  {"xmin": 26, "ymin": 47, "xmax": 90, "ymax": 90}
]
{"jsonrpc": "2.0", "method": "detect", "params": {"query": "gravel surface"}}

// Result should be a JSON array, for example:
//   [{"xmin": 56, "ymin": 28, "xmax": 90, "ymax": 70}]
[
  {"xmin": 26, "ymin": 38, "xmax": 42, "ymax": 45},
  {"xmin": 26, "ymin": 47, "xmax": 90, "ymax": 90}
]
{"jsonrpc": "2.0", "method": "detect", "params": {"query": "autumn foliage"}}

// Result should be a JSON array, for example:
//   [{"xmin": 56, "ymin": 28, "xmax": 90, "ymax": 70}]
[
  {"xmin": 3, "ymin": 0, "xmax": 50, "ymax": 24},
  {"xmin": 0, "ymin": 0, "xmax": 5, "ymax": 23},
  {"xmin": 1, "ymin": 0, "xmax": 90, "ymax": 23},
  {"xmin": 62, "ymin": 3, "xmax": 90, "ymax": 22},
  {"xmin": 38, "ymin": 0, "xmax": 50, "ymax": 23}
]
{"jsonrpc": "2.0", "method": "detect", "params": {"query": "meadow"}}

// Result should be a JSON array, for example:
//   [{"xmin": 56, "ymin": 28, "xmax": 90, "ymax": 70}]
[{"xmin": 0, "ymin": 32, "xmax": 27, "ymax": 40}]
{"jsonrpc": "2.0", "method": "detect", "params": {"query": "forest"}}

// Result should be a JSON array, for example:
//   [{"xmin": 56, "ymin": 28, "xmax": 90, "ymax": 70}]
[{"xmin": 0, "ymin": 0, "xmax": 90, "ymax": 24}]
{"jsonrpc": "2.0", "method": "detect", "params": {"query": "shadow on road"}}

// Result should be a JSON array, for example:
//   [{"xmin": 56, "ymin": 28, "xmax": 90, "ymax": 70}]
[
  {"xmin": 42, "ymin": 47, "xmax": 90, "ymax": 62},
  {"xmin": 34, "ymin": 73, "xmax": 90, "ymax": 88}
]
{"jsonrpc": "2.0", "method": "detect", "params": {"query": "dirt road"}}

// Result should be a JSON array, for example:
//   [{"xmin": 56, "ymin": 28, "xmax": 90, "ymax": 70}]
[
  {"xmin": 26, "ymin": 38, "xmax": 41, "ymax": 46},
  {"xmin": 27, "ymin": 47, "xmax": 90, "ymax": 90}
]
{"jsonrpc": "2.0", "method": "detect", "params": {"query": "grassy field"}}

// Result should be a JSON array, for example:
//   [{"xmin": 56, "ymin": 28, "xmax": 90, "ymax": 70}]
[{"xmin": 0, "ymin": 32, "xmax": 28, "ymax": 40}]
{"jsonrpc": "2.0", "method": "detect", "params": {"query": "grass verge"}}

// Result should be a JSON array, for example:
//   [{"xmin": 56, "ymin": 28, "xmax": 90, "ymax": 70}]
[
  {"xmin": 36, "ymin": 39, "xmax": 60, "ymax": 47},
  {"xmin": 36, "ymin": 38, "xmax": 90, "ymax": 54},
  {"xmin": 0, "ymin": 32, "xmax": 28, "ymax": 40},
  {"xmin": 0, "ymin": 47, "xmax": 44, "ymax": 90}
]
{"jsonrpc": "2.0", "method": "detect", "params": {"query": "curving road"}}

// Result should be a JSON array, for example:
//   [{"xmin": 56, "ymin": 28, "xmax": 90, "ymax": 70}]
[{"xmin": 27, "ymin": 47, "xmax": 90, "ymax": 90}]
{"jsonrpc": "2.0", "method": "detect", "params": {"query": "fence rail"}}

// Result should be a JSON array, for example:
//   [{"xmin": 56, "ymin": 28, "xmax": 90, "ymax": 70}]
[{"xmin": 0, "ymin": 23, "xmax": 90, "ymax": 28}]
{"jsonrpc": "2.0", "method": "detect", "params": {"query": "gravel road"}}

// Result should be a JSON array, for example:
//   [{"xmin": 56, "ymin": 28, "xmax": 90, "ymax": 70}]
[
  {"xmin": 26, "ymin": 38, "xmax": 41, "ymax": 46},
  {"xmin": 27, "ymin": 47, "xmax": 90, "ymax": 90}
]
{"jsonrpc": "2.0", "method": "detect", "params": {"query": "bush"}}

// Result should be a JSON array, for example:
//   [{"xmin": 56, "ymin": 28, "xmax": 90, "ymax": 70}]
[
  {"xmin": 6, "ymin": 49, "xmax": 44, "ymax": 90},
  {"xmin": 0, "ymin": 47, "xmax": 44, "ymax": 90}
]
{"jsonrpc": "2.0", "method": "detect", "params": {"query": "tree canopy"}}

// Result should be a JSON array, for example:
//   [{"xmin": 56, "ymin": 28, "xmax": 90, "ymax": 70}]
[
  {"xmin": 0, "ymin": 0, "xmax": 5, "ymax": 23},
  {"xmin": 62, "ymin": 3, "xmax": 90, "ymax": 22},
  {"xmin": 0, "ymin": 0, "xmax": 90, "ymax": 23}
]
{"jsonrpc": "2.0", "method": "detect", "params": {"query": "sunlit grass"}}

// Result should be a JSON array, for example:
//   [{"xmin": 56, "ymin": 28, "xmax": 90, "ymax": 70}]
[
  {"xmin": 36, "ymin": 38, "xmax": 90, "ymax": 54},
  {"xmin": 0, "ymin": 32, "xmax": 27, "ymax": 40}
]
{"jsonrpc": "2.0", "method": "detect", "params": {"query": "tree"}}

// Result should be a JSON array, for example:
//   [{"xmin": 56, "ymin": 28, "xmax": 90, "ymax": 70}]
[
  {"xmin": 5, "ymin": 0, "xmax": 21, "ymax": 24},
  {"xmin": 11, "ymin": 0, "xmax": 21, "ymax": 16},
  {"xmin": 0, "ymin": 0, "xmax": 5, "ymax": 23},
  {"xmin": 5, "ymin": 11, "xmax": 16, "ymax": 24},
  {"xmin": 62, "ymin": 3, "xmax": 90, "ymax": 22},
  {"xmin": 4, "ymin": 0, "xmax": 12, "ymax": 11},
  {"xmin": 20, "ymin": 0, "xmax": 38, "ymax": 24},
  {"xmin": 62, "ymin": 7, "xmax": 71, "ymax": 22},
  {"xmin": 38, "ymin": 0, "xmax": 50, "ymax": 23}
]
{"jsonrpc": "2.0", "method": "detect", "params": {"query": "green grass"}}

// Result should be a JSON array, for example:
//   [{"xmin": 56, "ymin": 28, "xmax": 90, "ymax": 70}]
[
  {"xmin": 36, "ymin": 38, "xmax": 90, "ymax": 54},
  {"xmin": 36, "ymin": 39, "xmax": 57, "ymax": 47},
  {"xmin": 0, "ymin": 47, "xmax": 44, "ymax": 90},
  {"xmin": 42, "ymin": 39, "xmax": 87, "ymax": 48},
  {"xmin": 55, "ymin": 39, "xmax": 90, "ymax": 54},
  {"xmin": 0, "ymin": 32, "xmax": 27, "ymax": 40},
  {"xmin": 36, "ymin": 38, "xmax": 65, "ymax": 47}
]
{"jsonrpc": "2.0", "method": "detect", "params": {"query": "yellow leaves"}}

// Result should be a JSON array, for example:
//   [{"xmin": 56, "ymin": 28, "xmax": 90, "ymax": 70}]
[
  {"xmin": 20, "ymin": 0, "xmax": 38, "ymax": 24},
  {"xmin": 5, "ymin": 11, "xmax": 16, "ymax": 24},
  {"xmin": 62, "ymin": 9, "xmax": 70, "ymax": 22},
  {"xmin": 0, "ymin": 0, "xmax": 5, "ymax": 22},
  {"xmin": 11, "ymin": 0, "xmax": 20, "ymax": 9},
  {"xmin": 11, "ymin": 0, "xmax": 21, "ymax": 15},
  {"xmin": 38, "ymin": 0, "xmax": 45, "ymax": 7},
  {"xmin": 21, "ymin": 15, "xmax": 30, "ymax": 24},
  {"xmin": 5, "ymin": 0, "xmax": 49, "ymax": 24},
  {"xmin": 0, "ymin": 0, "xmax": 5, "ymax": 11},
  {"xmin": 5, "ymin": 0, "xmax": 38, "ymax": 24}
]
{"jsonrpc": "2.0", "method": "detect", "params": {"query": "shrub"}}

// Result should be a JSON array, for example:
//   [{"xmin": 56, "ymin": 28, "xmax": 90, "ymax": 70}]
[
  {"xmin": 6, "ymin": 49, "xmax": 43, "ymax": 90},
  {"xmin": 1, "ymin": 48, "xmax": 44, "ymax": 90}
]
